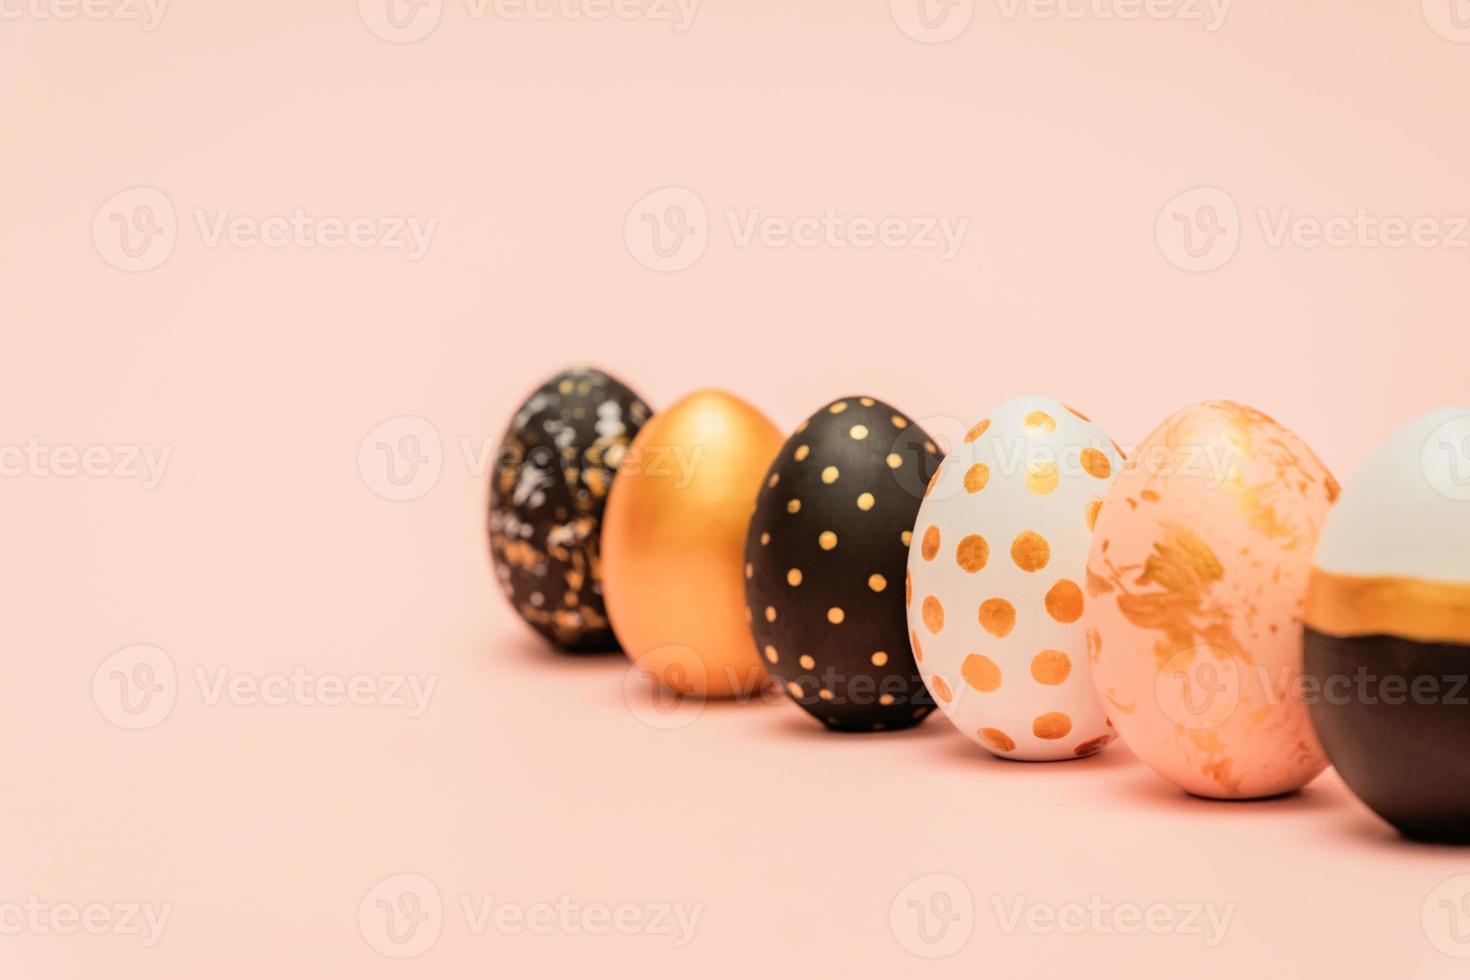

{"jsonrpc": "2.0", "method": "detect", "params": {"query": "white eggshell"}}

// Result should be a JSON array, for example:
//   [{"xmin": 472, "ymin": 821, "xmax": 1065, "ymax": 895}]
[{"xmin": 905, "ymin": 396, "xmax": 1122, "ymax": 761}]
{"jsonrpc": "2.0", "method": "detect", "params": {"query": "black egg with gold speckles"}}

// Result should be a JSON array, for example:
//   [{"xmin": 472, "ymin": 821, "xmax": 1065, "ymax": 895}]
[
  {"xmin": 489, "ymin": 367, "xmax": 650, "ymax": 652},
  {"xmin": 744, "ymin": 396, "xmax": 943, "ymax": 731}
]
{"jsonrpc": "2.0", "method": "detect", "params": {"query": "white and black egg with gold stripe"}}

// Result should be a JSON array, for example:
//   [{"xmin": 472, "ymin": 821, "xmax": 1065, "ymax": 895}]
[
  {"xmin": 489, "ymin": 367, "xmax": 650, "ymax": 652},
  {"xmin": 744, "ymin": 396, "xmax": 943, "ymax": 731}
]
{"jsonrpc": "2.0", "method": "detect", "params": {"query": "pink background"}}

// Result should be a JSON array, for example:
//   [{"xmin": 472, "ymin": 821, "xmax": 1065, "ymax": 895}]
[{"xmin": 5, "ymin": 1, "xmax": 1470, "ymax": 976}]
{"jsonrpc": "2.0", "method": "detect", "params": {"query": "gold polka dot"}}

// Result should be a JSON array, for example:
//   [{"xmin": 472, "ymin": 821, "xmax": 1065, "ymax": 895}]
[
  {"xmin": 925, "ymin": 467, "xmax": 941, "ymax": 498},
  {"xmin": 1085, "ymin": 497, "xmax": 1103, "ymax": 531},
  {"xmin": 786, "ymin": 681, "xmax": 803, "ymax": 699},
  {"xmin": 925, "ymin": 440, "xmax": 937, "ymax": 454},
  {"xmin": 1033, "ymin": 712, "xmax": 1073, "ymax": 739},
  {"xmin": 821, "ymin": 466, "xmax": 839, "ymax": 484},
  {"xmin": 901, "ymin": 529, "xmax": 912, "ymax": 547},
  {"xmin": 1044, "ymin": 579, "xmax": 1084, "ymax": 623},
  {"xmin": 921, "ymin": 525, "xmax": 941, "ymax": 561},
  {"xmin": 799, "ymin": 654, "xmax": 815, "ymax": 670},
  {"xmin": 1010, "ymin": 531, "xmax": 1050, "ymax": 572},
  {"xmin": 964, "ymin": 419, "xmax": 990, "ymax": 443},
  {"xmin": 891, "ymin": 415, "xmax": 908, "ymax": 429},
  {"xmin": 787, "ymin": 498, "xmax": 801, "ymax": 514},
  {"xmin": 794, "ymin": 445, "xmax": 810, "ymax": 462},
  {"xmin": 764, "ymin": 606, "xmax": 777, "ymax": 622},
  {"xmin": 978, "ymin": 598, "xmax": 1016, "ymax": 638},
  {"xmin": 829, "ymin": 401, "xmax": 848, "ymax": 414},
  {"xmin": 886, "ymin": 453, "xmax": 902, "ymax": 469},
  {"xmin": 931, "ymin": 675, "xmax": 953, "ymax": 702},
  {"xmin": 979, "ymin": 728, "xmax": 1016, "ymax": 752},
  {"xmin": 1023, "ymin": 410, "xmax": 1056, "ymax": 435},
  {"xmin": 1026, "ymin": 460, "xmax": 1059, "ymax": 496},
  {"xmin": 868, "ymin": 574, "xmax": 887, "ymax": 593},
  {"xmin": 963, "ymin": 464, "xmax": 989, "ymax": 493},
  {"xmin": 922, "ymin": 595, "xmax": 945, "ymax": 633},
  {"xmin": 763, "ymin": 645, "xmax": 778, "ymax": 663},
  {"xmin": 787, "ymin": 568, "xmax": 803, "ymax": 587},
  {"xmin": 745, "ymin": 562, "xmax": 753, "ymax": 579},
  {"xmin": 1075, "ymin": 735, "xmax": 1111, "ymax": 757},
  {"xmin": 859, "ymin": 397, "xmax": 875, "ymax": 407},
  {"xmin": 1086, "ymin": 627, "xmax": 1102, "ymax": 663},
  {"xmin": 857, "ymin": 492, "xmax": 875, "ymax": 511},
  {"xmin": 819, "ymin": 531, "xmax": 837, "ymax": 551},
  {"xmin": 961, "ymin": 654, "xmax": 1002, "ymax": 693},
  {"xmin": 878, "ymin": 693, "xmax": 895, "ymax": 706},
  {"xmin": 871, "ymin": 651, "xmax": 889, "ymax": 667},
  {"xmin": 1081, "ymin": 448, "xmax": 1112, "ymax": 479},
  {"xmin": 827, "ymin": 607, "xmax": 845, "ymax": 624},
  {"xmin": 955, "ymin": 534, "xmax": 989, "ymax": 573},
  {"xmin": 905, "ymin": 572, "xmax": 912, "ymax": 607},
  {"xmin": 767, "ymin": 473, "xmax": 779, "ymax": 489},
  {"xmin": 849, "ymin": 424, "xmax": 869, "ymax": 440},
  {"xmin": 818, "ymin": 688, "xmax": 833, "ymax": 700},
  {"xmin": 760, "ymin": 532, "xmax": 770, "ymax": 546},
  {"xmin": 1031, "ymin": 650, "xmax": 1072, "ymax": 685},
  {"xmin": 910, "ymin": 629, "xmax": 923, "ymax": 662}
]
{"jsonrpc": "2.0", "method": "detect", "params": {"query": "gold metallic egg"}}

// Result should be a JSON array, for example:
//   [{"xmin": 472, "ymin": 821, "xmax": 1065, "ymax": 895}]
[{"xmin": 603, "ymin": 389, "xmax": 784, "ymax": 698}]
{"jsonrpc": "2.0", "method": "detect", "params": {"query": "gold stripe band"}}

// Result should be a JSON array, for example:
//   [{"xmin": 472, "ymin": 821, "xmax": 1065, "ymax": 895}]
[{"xmin": 1305, "ymin": 570, "xmax": 1470, "ymax": 645}]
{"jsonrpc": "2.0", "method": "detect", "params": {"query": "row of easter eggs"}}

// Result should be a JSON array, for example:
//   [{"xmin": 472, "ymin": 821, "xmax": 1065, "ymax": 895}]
[{"xmin": 487, "ymin": 367, "xmax": 1470, "ymax": 844}]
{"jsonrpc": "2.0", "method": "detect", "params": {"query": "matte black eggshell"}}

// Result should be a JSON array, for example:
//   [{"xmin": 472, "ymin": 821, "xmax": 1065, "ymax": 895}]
[
  {"xmin": 488, "ymin": 367, "xmax": 650, "ymax": 651},
  {"xmin": 744, "ymin": 396, "xmax": 943, "ymax": 731}
]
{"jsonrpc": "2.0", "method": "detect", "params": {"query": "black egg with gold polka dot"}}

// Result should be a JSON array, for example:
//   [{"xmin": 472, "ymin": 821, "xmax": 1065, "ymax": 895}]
[
  {"xmin": 744, "ymin": 396, "xmax": 944, "ymax": 731},
  {"xmin": 488, "ymin": 367, "xmax": 651, "ymax": 652}
]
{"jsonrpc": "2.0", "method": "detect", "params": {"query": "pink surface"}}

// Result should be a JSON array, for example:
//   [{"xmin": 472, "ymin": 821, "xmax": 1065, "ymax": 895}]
[{"xmin": 5, "ymin": 1, "xmax": 1470, "ymax": 977}]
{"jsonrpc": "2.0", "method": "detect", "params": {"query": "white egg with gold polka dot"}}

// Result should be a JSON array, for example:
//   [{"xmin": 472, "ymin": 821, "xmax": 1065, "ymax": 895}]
[{"xmin": 906, "ymin": 396, "xmax": 1122, "ymax": 762}]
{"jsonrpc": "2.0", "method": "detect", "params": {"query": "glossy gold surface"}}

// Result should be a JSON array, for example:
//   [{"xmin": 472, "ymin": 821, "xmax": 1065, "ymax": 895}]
[
  {"xmin": 1306, "ymin": 569, "xmax": 1470, "ymax": 645},
  {"xmin": 602, "ymin": 389, "xmax": 783, "ymax": 698}
]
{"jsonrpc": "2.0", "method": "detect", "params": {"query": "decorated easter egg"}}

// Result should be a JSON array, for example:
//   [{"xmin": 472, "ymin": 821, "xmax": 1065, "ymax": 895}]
[
  {"xmin": 603, "ymin": 389, "xmax": 783, "ymax": 698},
  {"xmin": 1305, "ymin": 407, "xmax": 1470, "ymax": 841},
  {"xmin": 907, "ymin": 396, "xmax": 1122, "ymax": 761},
  {"xmin": 1086, "ymin": 400, "xmax": 1336, "ymax": 799},
  {"xmin": 745, "ymin": 396, "xmax": 943, "ymax": 732},
  {"xmin": 488, "ymin": 366, "xmax": 650, "ymax": 651}
]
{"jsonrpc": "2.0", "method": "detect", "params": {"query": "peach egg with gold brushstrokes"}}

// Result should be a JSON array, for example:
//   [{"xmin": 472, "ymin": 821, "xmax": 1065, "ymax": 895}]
[
  {"xmin": 906, "ymin": 396, "xmax": 1123, "ymax": 762},
  {"xmin": 1084, "ymin": 400, "xmax": 1338, "ymax": 799}
]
